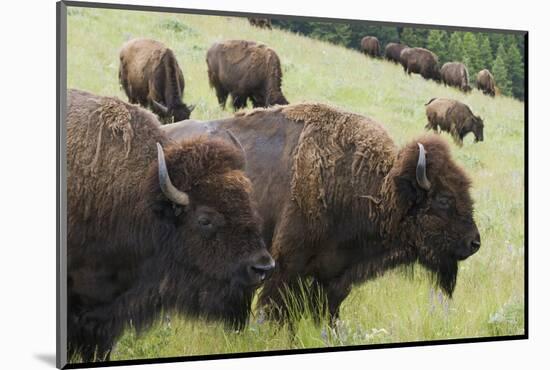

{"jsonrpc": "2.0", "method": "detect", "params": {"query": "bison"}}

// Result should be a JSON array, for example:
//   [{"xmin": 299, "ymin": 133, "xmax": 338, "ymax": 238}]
[
  {"xmin": 163, "ymin": 103, "xmax": 481, "ymax": 324},
  {"xmin": 425, "ymin": 97, "xmax": 484, "ymax": 146},
  {"xmin": 66, "ymin": 89, "xmax": 274, "ymax": 362},
  {"xmin": 119, "ymin": 38, "xmax": 194, "ymax": 124},
  {"xmin": 440, "ymin": 62, "xmax": 472, "ymax": 93},
  {"xmin": 476, "ymin": 69, "xmax": 496, "ymax": 97},
  {"xmin": 400, "ymin": 47, "xmax": 441, "ymax": 82},
  {"xmin": 384, "ymin": 42, "xmax": 408, "ymax": 64},
  {"xmin": 248, "ymin": 17, "xmax": 272, "ymax": 29},
  {"xmin": 206, "ymin": 40, "xmax": 289, "ymax": 111},
  {"xmin": 360, "ymin": 36, "xmax": 381, "ymax": 58}
]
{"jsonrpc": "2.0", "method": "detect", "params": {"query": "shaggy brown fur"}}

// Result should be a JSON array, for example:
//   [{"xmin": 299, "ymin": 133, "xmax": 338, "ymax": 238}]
[
  {"xmin": 476, "ymin": 69, "xmax": 496, "ymax": 97},
  {"xmin": 206, "ymin": 40, "xmax": 289, "ymax": 111},
  {"xmin": 425, "ymin": 97, "xmax": 484, "ymax": 146},
  {"xmin": 248, "ymin": 17, "xmax": 272, "ymax": 29},
  {"xmin": 384, "ymin": 42, "xmax": 408, "ymax": 64},
  {"xmin": 441, "ymin": 62, "xmax": 472, "ymax": 93},
  {"xmin": 360, "ymin": 36, "xmax": 381, "ymax": 58},
  {"xmin": 119, "ymin": 38, "xmax": 193, "ymax": 123},
  {"xmin": 67, "ymin": 89, "xmax": 273, "ymax": 362},
  {"xmin": 162, "ymin": 103, "xmax": 481, "ymax": 324},
  {"xmin": 400, "ymin": 47, "xmax": 441, "ymax": 82}
]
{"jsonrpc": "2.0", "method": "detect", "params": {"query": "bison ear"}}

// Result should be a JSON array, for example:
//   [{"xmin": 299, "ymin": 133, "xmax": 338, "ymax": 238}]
[
  {"xmin": 151, "ymin": 200, "xmax": 188, "ymax": 223},
  {"xmin": 394, "ymin": 175, "xmax": 419, "ymax": 210}
]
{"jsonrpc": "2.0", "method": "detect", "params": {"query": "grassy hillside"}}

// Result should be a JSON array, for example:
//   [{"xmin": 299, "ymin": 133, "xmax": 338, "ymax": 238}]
[{"xmin": 67, "ymin": 7, "xmax": 525, "ymax": 362}]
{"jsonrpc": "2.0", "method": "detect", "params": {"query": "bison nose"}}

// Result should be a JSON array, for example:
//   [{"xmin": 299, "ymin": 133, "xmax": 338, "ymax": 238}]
[
  {"xmin": 469, "ymin": 232, "xmax": 481, "ymax": 254},
  {"xmin": 247, "ymin": 253, "xmax": 275, "ymax": 283},
  {"xmin": 456, "ymin": 230, "xmax": 481, "ymax": 260}
]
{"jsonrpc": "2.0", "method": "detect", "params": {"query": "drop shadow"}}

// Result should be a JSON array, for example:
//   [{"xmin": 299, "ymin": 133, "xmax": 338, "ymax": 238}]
[{"xmin": 34, "ymin": 353, "xmax": 57, "ymax": 367}]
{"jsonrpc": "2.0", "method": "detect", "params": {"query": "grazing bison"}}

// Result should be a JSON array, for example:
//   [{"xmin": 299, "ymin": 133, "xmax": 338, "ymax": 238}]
[
  {"xmin": 441, "ymin": 62, "xmax": 472, "ymax": 93},
  {"xmin": 384, "ymin": 42, "xmax": 408, "ymax": 64},
  {"xmin": 400, "ymin": 47, "xmax": 441, "ymax": 81},
  {"xmin": 360, "ymin": 36, "xmax": 381, "ymax": 58},
  {"xmin": 163, "ymin": 103, "xmax": 481, "ymax": 323},
  {"xmin": 119, "ymin": 38, "xmax": 194, "ymax": 124},
  {"xmin": 67, "ymin": 89, "xmax": 273, "ymax": 362},
  {"xmin": 206, "ymin": 40, "xmax": 289, "ymax": 110},
  {"xmin": 248, "ymin": 17, "xmax": 272, "ymax": 29},
  {"xmin": 476, "ymin": 69, "xmax": 496, "ymax": 97},
  {"xmin": 425, "ymin": 97, "xmax": 484, "ymax": 145}
]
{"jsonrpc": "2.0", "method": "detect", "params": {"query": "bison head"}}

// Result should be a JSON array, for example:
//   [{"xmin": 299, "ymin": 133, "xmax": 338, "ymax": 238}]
[
  {"xmin": 147, "ymin": 138, "xmax": 274, "ymax": 327},
  {"xmin": 384, "ymin": 136, "xmax": 480, "ymax": 296},
  {"xmin": 471, "ymin": 115, "xmax": 484, "ymax": 142},
  {"xmin": 432, "ymin": 66, "xmax": 442, "ymax": 82}
]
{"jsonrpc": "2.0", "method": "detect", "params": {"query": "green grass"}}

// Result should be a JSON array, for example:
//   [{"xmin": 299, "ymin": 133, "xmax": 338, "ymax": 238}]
[{"xmin": 67, "ymin": 7, "xmax": 525, "ymax": 362}]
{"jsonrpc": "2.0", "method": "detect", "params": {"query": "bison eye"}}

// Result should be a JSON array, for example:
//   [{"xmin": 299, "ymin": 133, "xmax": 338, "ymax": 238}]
[
  {"xmin": 198, "ymin": 216, "xmax": 212, "ymax": 227},
  {"xmin": 434, "ymin": 194, "xmax": 452, "ymax": 209}
]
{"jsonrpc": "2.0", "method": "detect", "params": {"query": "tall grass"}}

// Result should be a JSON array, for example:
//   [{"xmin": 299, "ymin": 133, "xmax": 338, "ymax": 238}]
[{"xmin": 67, "ymin": 7, "xmax": 525, "ymax": 362}]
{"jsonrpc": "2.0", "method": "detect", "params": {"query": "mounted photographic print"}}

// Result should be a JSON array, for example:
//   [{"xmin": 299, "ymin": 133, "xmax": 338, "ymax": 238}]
[{"xmin": 56, "ymin": 1, "xmax": 527, "ymax": 368}]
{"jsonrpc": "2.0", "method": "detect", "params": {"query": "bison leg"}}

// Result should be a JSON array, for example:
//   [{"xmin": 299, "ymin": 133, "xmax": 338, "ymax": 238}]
[
  {"xmin": 425, "ymin": 121, "xmax": 439, "ymax": 132},
  {"xmin": 258, "ymin": 203, "xmax": 310, "ymax": 323},
  {"xmin": 215, "ymin": 86, "xmax": 229, "ymax": 109},
  {"xmin": 69, "ymin": 309, "xmax": 117, "ymax": 362},
  {"xmin": 305, "ymin": 278, "xmax": 329, "ymax": 324},
  {"xmin": 232, "ymin": 95, "xmax": 248, "ymax": 111},
  {"xmin": 324, "ymin": 279, "xmax": 352, "ymax": 325},
  {"xmin": 250, "ymin": 94, "xmax": 266, "ymax": 108}
]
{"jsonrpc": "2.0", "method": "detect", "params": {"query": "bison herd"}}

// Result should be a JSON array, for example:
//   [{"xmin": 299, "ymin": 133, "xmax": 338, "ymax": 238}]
[
  {"xmin": 67, "ymin": 22, "xmax": 493, "ymax": 362},
  {"xmin": 362, "ymin": 36, "xmax": 497, "ymax": 98}
]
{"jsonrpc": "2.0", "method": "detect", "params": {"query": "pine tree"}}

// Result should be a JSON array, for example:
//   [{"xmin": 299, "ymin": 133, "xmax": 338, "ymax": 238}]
[
  {"xmin": 400, "ymin": 28, "xmax": 422, "ymax": 47},
  {"xmin": 477, "ymin": 35, "xmax": 493, "ymax": 71},
  {"xmin": 492, "ymin": 44, "xmax": 512, "ymax": 96},
  {"xmin": 505, "ymin": 42, "xmax": 524, "ymax": 99},
  {"xmin": 427, "ymin": 30, "xmax": 448, "ymax": 63},
  {"xmin": 309, "ymin": 22, "xmax": 352, "ymax": 46},
  {"xmin": 462, "ymin": 32, "xmax": 482, "ymax": 74},
  {"xmin": 447, "ymin": 32, "xmax": 464, "ymax": 61}
]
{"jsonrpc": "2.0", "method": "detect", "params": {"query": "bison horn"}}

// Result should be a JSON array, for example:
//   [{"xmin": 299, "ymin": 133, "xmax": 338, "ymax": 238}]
[
  {"xmin": 188, "ymin": 104, "xmax": 196, "ymax": 112},
  {"xmin": 152, "ymin": 100, "xmax": 169, "ymax": 114},
  {"xmin": 156, "ymin": 143, "xmax": 190, "ymax": 206},
  {"xmin": 416, "ymin": 143, "xmax": 431, "ymax": 191}
]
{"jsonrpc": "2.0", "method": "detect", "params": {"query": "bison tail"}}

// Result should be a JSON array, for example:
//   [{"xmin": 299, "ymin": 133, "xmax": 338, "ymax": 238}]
[{"xmin": 425, "ymin": 98, "xmax": 437, "ymax": 106}]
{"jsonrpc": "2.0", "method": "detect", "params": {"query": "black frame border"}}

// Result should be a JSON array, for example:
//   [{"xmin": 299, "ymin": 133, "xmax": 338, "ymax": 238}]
[{"xmin": 56, "ymin": 1, "xmax": 529, "ymax": 369}]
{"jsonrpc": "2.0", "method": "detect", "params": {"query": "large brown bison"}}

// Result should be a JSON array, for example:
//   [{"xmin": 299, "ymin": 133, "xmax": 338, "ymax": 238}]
[
  {"xmin": 425, "ymin": 97, "xmax": 484, "ymax": 145},
  {"xmin": 476, "ymin": 69, "xmax": 496, "ymax": 97},
  {"xmin": 248, "ymin": 17, "xmax": 272, "ymax": 29},
  {"xmin": 206, "ymin": 40, "xmax": 289, "ymax": 110},
  {"xmin": 119, "ymin": 38, "xmax": 194, "ymax": 124},
  {"xmin": 440, "ymin": 62, "xmax": 472, "ymax": 93},
  {"xmin": 67, "ymin": 89, "xmax": 274, "ymax": 362},
  {"xmin": 384, "ymin": 42, "xmax": 408, "ymax": 64},
  {"xmin": 360, "ymin": 36, "xmax": 381, "ymax": 58},
  {"xmin": 400, "ymin": 47, "xmax": 441, "ymax": 82},
  {"xmin": 164, "ymin": 103, "xmax": 481, "ymax": 323}
]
